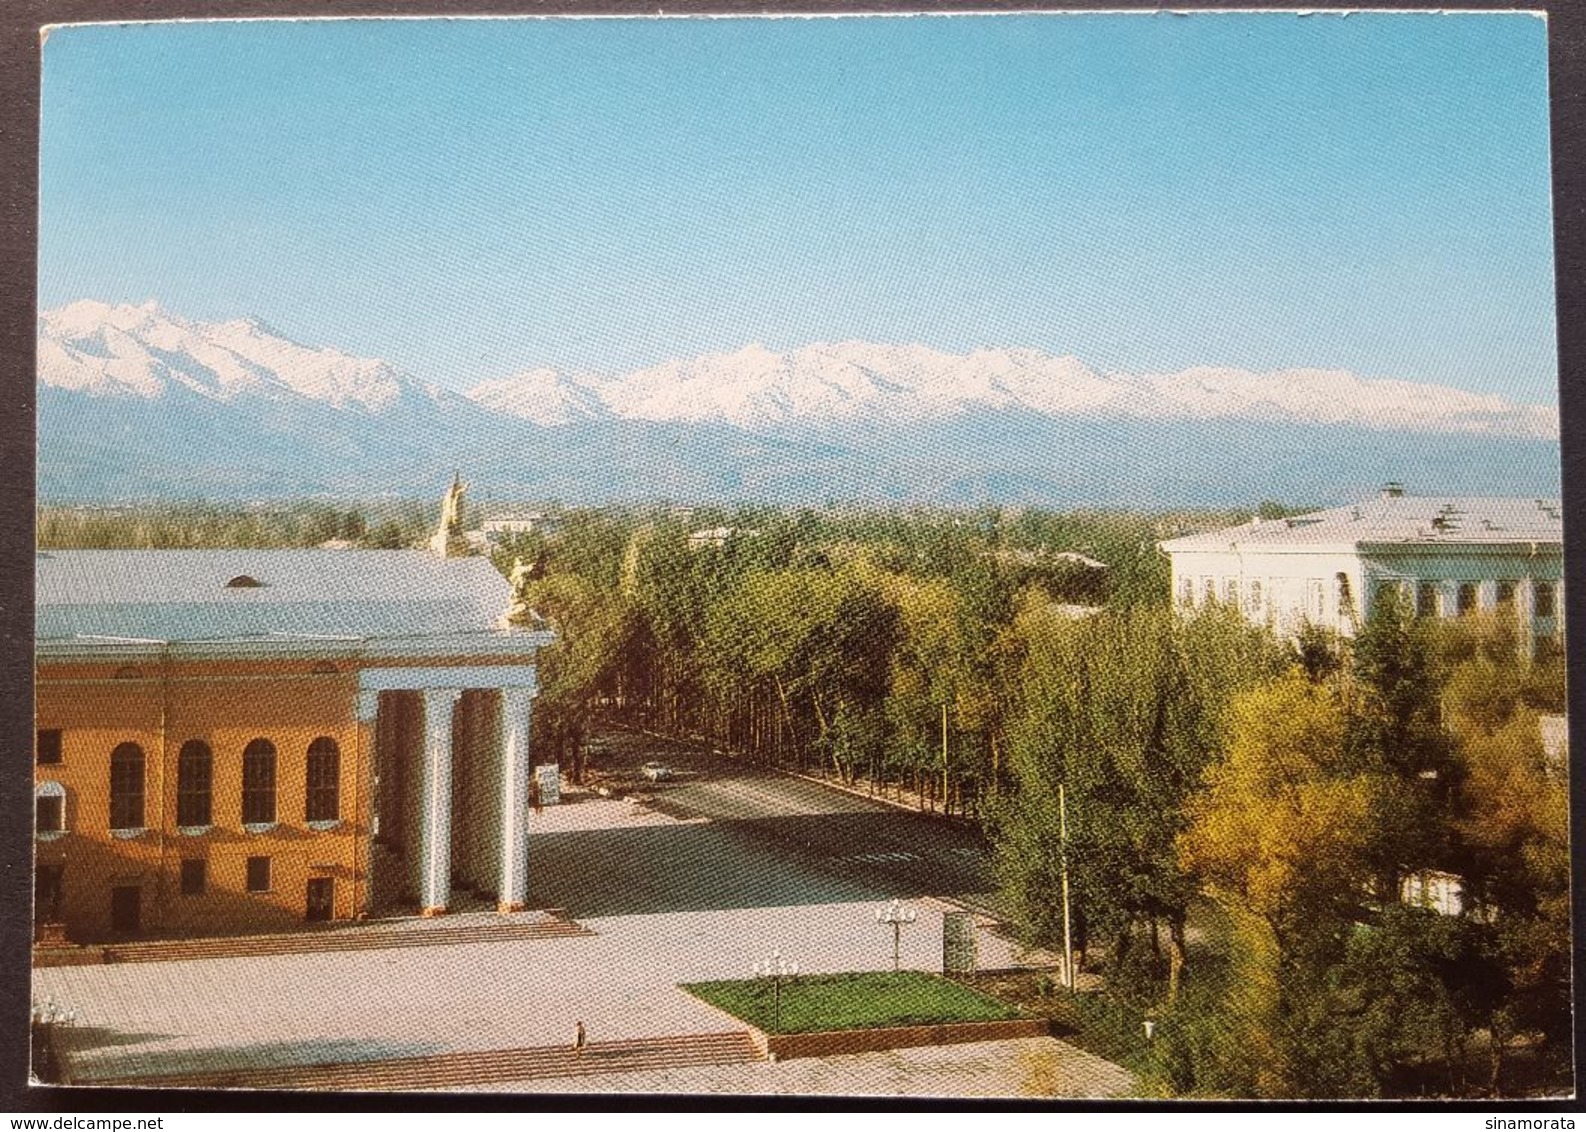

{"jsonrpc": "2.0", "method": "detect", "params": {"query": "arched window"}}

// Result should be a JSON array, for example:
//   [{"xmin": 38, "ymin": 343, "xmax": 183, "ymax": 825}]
[
  {"xmin": 241, "ymin": 739, "xmax": 277, "ymax": 826},
  {"xmin": 305, "ymin": 737, "xmax": 340, "ymax": 823},
  {"xmin": 177, "ymin": 740, "xmax": 213, "ymax": 827},
  {"xmin": 109, "ymin": 743, "xmax": 145, "ymax": 830}
]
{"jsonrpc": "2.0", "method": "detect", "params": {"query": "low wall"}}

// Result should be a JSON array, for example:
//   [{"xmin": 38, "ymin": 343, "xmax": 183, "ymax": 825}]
[
  {"xmin": 757, "ymin": 1017, "xmax": 1051, "ymax": 1062},
  {"xmin": 32, "ymin": 945, "xmax": 106, "ymax": 968}
]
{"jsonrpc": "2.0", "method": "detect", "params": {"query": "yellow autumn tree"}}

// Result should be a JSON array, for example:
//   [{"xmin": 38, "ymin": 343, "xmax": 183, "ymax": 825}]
[
  {"xmin": 1177, "ymin": 671, "xmax": 1382, "ymax": 1096},
  {"xmin": 1181, "ymin": 672, "xmax": 1376, "ymax": 951}
]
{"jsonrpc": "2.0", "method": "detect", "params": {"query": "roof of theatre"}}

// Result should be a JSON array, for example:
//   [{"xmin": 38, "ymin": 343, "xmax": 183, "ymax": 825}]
[
  {"xmin": 1160, "ymin": 496, "xmax": 1564, "ymax": 555},
  {"xmin": 36, "ymin": 550, "xmax": 540, "ymax": 652}
]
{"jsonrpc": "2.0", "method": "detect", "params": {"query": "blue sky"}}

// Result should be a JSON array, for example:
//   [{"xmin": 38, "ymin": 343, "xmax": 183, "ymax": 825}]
[{"xmin": 39, "ymin": 13, "xmax": 1557, "ymax": 403}]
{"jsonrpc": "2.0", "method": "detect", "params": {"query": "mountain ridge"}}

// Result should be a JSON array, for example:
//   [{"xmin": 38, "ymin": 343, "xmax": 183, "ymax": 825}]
[
  {"xmin": 35, "ymin": 301, "xmax": 1563, "ymax": 505},
  {"xmin": 39, "ymin": 300, "xmax": 1558, "ymax": 439}
]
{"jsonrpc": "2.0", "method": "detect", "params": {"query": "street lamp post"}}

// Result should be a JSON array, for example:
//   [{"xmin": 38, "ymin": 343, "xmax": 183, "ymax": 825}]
[
  {"xmin": 30, "ymin": 997, "xmax": 77, "ymax": 1084},
  {"xmin": 875, "ymin": 899, "xmax": 918, "ymax": 973},
  {"xmin": 753, "ymin": 949, "xmax": 798, "ymax": 1033},
  {"xmin": 1060, "ymin": 781, "xmax": 1074, "ymax": 989}
]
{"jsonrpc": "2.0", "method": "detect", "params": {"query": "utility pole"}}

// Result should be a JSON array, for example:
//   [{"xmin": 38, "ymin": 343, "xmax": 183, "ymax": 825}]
[
  {"xmin": 941, "ymin": 702, "xmax": 950, "ymax": 816},
  {"xmin": 1060, "ymin": 781, "xmax": 1074, "ymax": 989}
]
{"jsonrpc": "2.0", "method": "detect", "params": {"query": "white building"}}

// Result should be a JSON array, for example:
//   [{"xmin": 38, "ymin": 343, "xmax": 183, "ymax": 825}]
[
  {"xmin": 1540, "ymin": 713, "xmax": 1569, "ymax": 782},
  {"xmin": 686, "ymin": 526, "xmax": 761, "ymax": 551},
  {"xmin": 1399, "ymin": 869, "xmax": 1466, "ymax": 917},
  {"xmin": 1159, "ymin": 489, "xmax": 1564, "ymax": 647},
  {"xmin": 480, "ymin": 512, "xmax": 560, "ymax": 540}
]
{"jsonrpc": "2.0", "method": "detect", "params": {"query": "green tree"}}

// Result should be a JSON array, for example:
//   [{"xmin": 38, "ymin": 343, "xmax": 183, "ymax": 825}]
[
  {"xmin": 1177, "ymin": 672, "xmax": 1380, "ymax": 1096},
  {"xmin": 704, "ymin": 565, "xmax": 898, "ymax": 779},
  {"xmin": 994, "ymin": 604, "xmax": 1283, "ymax": 1001},
  {"xmin": 1337, "ymin": 907, "xmax": 1509, "ymax": 1096},
  {"xmin": 1439, "ymin": 614, "xmax": 1572, "ymax": 1091},
  {"xmin": 521, "ymin": 571, "xmax": 638, "ymax": 778},
  {"xmin": 1344, "ymin": 586, "xmax": 1458, "ymax": 896}
]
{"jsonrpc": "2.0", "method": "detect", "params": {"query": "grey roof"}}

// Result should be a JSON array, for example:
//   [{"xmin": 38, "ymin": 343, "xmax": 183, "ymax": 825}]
[
  {"xmin": 1160, "ymin": 496, "xmax": 1564, "ymax": 554},
  {"xmin": 37, "ymin": 550, "xmax": 520, "ymax": 644}
]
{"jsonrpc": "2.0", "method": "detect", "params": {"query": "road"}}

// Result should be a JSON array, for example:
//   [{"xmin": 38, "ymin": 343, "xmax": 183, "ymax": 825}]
[{"xmin": 525, "ymin": 728, "xmax": 995, "ymax": 920}]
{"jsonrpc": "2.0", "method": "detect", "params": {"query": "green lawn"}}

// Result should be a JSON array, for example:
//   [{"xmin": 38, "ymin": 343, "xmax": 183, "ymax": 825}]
[{"xmin": 683, "ymin": 970, "xmax": 1022, "ymax": 1034}]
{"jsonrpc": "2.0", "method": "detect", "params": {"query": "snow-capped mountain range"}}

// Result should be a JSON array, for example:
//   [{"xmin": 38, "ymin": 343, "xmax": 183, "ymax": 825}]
[
  {"xmin": 36, "ymin": 300, "xmax": 1563, "ymax": 504},
  {"xmin": 39, "ymin": 300, "xmax": 461, "ymax": 415},
  {"xmin": 42, "ymin": 299, "xmax": 1557, "ymax": 439}
]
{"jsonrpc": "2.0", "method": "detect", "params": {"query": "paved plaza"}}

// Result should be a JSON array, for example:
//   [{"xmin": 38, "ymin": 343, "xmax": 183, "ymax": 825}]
[{"xmin": 33, "ymin": 734, "xmax": 1128, "ymax": 1098}]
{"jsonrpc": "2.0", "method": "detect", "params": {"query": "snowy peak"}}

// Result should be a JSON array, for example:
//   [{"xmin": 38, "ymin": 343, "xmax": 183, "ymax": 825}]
[
  {"xmin": 468, "ymin": 367, "xmax": 605, "ymax": 426},
  {"xmin": 464, "ymin": 340, "xmax": 1558, "ymax": 440},
  {"xmin": 492, "ymin": 340, "xmax": 1121, "ymax": 429},
  {"xmin": 38, "ymin": 301, "xmax": 430, "ymax": 413},
  {"xmin": 1138, "ymin": 365, "xmax": 1558, "ymax": 438}
]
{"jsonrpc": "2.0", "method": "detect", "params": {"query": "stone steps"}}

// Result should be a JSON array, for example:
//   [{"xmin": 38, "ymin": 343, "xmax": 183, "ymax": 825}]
[
  {"xmin": 100, "ymin": 916, "xmax": 591, "ymax": 966},
  {"xmin": 110, "ymin": 1031, "xmax": 764, "ymax": 1092}
]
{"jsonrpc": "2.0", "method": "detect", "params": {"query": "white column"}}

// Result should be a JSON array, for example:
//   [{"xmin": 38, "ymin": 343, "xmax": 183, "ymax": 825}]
[
  {"xmin": 498, "ymin": 687, "xmax": 535, "ymax": 913},
  {"xmin": 419, "ymin": 687, "xmax": 461, "ymax": 916}
]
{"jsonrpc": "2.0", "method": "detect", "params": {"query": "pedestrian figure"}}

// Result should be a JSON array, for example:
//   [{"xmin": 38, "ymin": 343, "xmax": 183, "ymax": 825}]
[{"xmin": 573, "ymin": 1019, "xmax": 586, "ymax": 1055}]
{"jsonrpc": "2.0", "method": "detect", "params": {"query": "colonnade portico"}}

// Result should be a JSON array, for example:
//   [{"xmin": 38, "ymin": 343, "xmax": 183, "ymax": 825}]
[{"xmin": 357, "ymin": 666, "xmax": 538, "ymax": 917}]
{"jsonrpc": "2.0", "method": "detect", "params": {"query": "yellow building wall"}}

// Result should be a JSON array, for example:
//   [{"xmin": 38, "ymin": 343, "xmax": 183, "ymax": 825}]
[{"xmin": 35, "ymin": 658, "xmax": 369, "ymax": 942}]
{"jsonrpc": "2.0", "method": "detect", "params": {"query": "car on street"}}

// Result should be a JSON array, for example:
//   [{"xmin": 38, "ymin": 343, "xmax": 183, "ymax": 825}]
[{"xmin": 640, "ymin": 761, "xmax": 674, "ymax": 782}]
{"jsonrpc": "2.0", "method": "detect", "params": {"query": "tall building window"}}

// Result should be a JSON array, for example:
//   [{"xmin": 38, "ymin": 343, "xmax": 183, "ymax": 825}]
[
  {"xmin": 1416, "ymin": 581, "xmax": 1441, "ymax": 618},
  {"xmin": 1457, "ymin": 582, "xmax": 1478, "ymax": 616},
  {"xmin": 1534, "ymin": 582, "xmax": 1557, "ymax": 618},
  {"xmin": 180, "ymin": 859, "xmax": 206, "ymax": 896},
  {"xmin": 109, "ymin": 743, "xmax": 145, "ymax": 830},
  {"xmin": 35, "ymin": 782, "xmax": 65, "ymax": 834},
  {"xmin": 305, "ymin": 737, "xmax": 341, "ymax": 823},
  {"xmin": 1335, "ymin": 574, "xmax": 1354, "ymax": 619},
  {"xmin": 241, "ymin": 739, "xmax": 277, "ymax": 825},
  {"xmin": 1248, "ymin": 579, "xmax": 1263, "ymax": 616},
  {"xmin": 1496, "ymin": 580, "xmax": 1518, "ymax": 607},
  {"xmin": 245, "ymin": 856, "xmax": 272, "ymax": 893},
  {"xmin": 35, "ymin": 864, "xmax": 64, "ymax": 921},
  {"xmin": 1177, "ymin": 577, "xmax": 1194, "ymax": 608},
  {"xmin": 1223, "ymin": 578, "xmax": 1240, "ymax": 606},
  {"xmin": 1308, "ymin": 579, "xmax": 1325, "ymax": 618},
  {"xmin": 177, "ymin": 740, "xmax": 213, "ymax": 827},
  {"xmin": 1201, "ymin": 577, "xmax": 1215, "ymax": 605},
  {"xmin": 37, "ymin": 729, "xmax": 62, "ymax": 765}
]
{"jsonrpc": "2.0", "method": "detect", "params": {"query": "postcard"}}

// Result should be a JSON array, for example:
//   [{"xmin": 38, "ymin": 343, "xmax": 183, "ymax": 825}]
[{"xmin": 29, "ymin": 10, "xmax": 1570, "ymax": 1101}]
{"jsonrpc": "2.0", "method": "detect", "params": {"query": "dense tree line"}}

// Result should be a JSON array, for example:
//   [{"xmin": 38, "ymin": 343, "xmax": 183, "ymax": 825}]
[
  {"xmin": 503, "ymin": 506, "xmax": 1194, "ymax": 811},
  {"xmin": 37, "ymin": 501, "xmax": 433, "ymax": 550}
]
